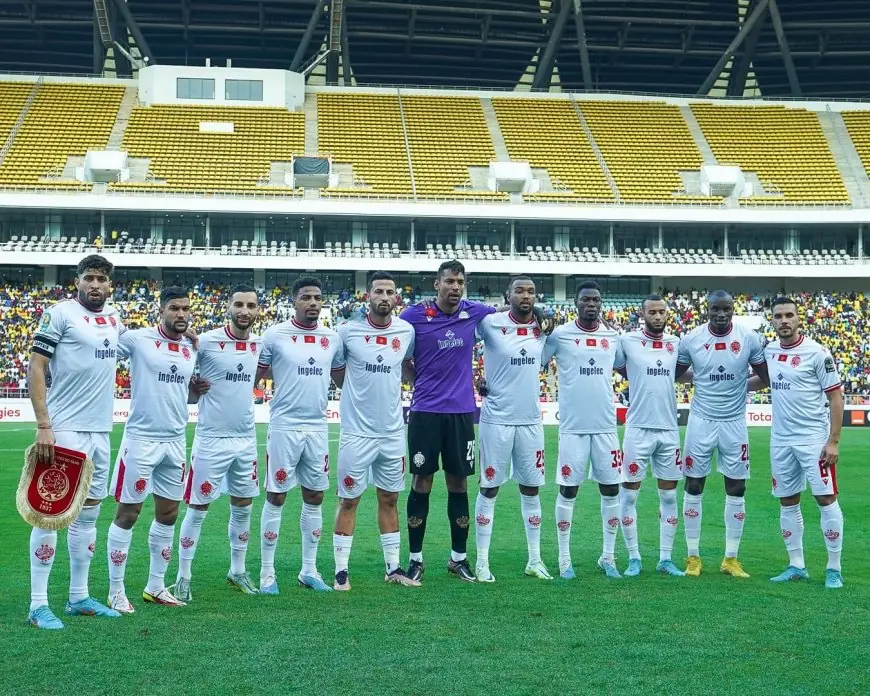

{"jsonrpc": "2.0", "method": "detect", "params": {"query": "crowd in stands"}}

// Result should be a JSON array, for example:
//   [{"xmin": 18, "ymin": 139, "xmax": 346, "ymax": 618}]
[{"xmin": 2, "ymin": 280, "xmax": 870, "ymax": 404}]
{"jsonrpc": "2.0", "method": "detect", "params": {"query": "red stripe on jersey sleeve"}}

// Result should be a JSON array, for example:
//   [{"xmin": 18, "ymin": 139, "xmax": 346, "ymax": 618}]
[{"xmin": 823, "ymin": 383, "xmax": 842, "ymax": 393}]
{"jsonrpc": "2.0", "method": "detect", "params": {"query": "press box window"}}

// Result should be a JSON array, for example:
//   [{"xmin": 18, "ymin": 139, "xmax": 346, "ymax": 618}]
[
  {"xmin": 226, "ymin": 79, "xmax": 264, "ymax": 101},
  {"xmin": 177, "ymin": 78, "xmax": 215, "ymax": 100}
]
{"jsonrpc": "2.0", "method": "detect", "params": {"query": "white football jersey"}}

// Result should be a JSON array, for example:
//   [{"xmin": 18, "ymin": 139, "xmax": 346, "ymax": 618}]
[
  {"xmin": 258, "ymin": 318, "xmax": 342, "ymax": 431},
  {"xmin": 194, "ymin": 326, "xmax": 261, "ymax": 438},
  {"xmin": 614, "ymin": 330, "xmax": 680, "ymax": 431},
  {"xmin": 543, "ymin": 320, "xmax": 619, "ymax": 434},
  {"xmin": 118, "ymin": 326, "xmax": 197, "ymax": 441},
  {"xmin": 334, "ymin": 315, "xmax": 415, "ymax": 437},
  {"xmin": 31, "ymin": 298, "xmax": 124, "ymax": 433},
  {"xmin": 477, "ymin": 312, "xmax": 545, "ymax": 426},
  {"xmin": 765, "ymin": 335, "xmax": 841, "ymax": 443},
  {"xmin": 677, "ymin": 322, "xmax": 765, "ymax": 421}
]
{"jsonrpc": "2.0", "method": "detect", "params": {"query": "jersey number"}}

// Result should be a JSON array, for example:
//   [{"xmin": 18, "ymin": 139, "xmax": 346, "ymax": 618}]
[
  {"xmin": 252, "ymin": 460, "xmax": 259, "ymax": 481},
  {"xmin": 675, "ymin": 448, "xmax": 682, "ymax": 469},
  {"xmin": 323, "ymin": 454, "xmax": 330, "ymax": 474},
  {"xmin": 610, "ymin": 450, "xmax": 623, "ymax": 469},
  {"xmin": 819, "ymin": 460, "xmax": 830, "ymax": 479},
  {"xmin": 535, "ymin": 450, "xmax": 545, "ymax": 469},
  {"xmin": 466, "ymin": 440, "xmax": 474, "ymax": 462},
  {"xmin": 740, "ymin": 444, "xmax": 749, "ymax": 462}
]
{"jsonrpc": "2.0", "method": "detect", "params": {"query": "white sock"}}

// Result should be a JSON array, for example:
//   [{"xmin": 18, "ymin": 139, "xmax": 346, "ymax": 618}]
[
  {"xmin": 620, "ymin": 488, "xmax": 641, "ymax": 560},
  {"xmin": 555, "ymin": 493, "xmax": 575, "ymax": 568},
  {"xmin": 780, "ymin": 503, "xmax": 805, "ymax": 569},
  {"xmin": 724, "ymin": 495, "xmax": 746, "ymax": 558},
  {"xmin": 682, "ymin": 493, "xmax": 703, "ymax": 557},
  {"xmin": 228, "ymin": 504, "xmax": 252, "ymax": 576},
  {"xmin": 107, "ymin": 522, "xmax": 133, "ymax": 597},
  {"xmin": 450, "ymin": 550, "xmax": 467, "ymax": 563},
  {"xmin": 146, "ymin": 520, "xmax": 175, "ymax": 594},
  {"xmin": 409, "ymin": 551, "xmax": 423, "ymax": 564},
  {"xmin": 177, "ymin": 507, "xmax": 208, "ymax": 581},
  {"xmin": 30, "ymin": 528, "xmax": 57, "ymax": 611},
  {"xmin": 68, "ymin": 504, "xmax": 100, "ymax": 603},
  {"xmin": 600, "ymin": 494, "xmax": 620, "ymax": 561},
  {"xmin": 520, "ymin": 493, "xmax": 542, "ymax": 565},
  {"xmin": 299, "ymin": 503, "xmax": 323, "ymax": 575},
  {"xmin": 819, "ymin": 500, "xmax": 844, "ymax": 571},
  {"xmin": 381, "ymin": 532, "xmax": 401, "ymax": 573},
  {"xmin": 658, "ymin": 488, "xmax": 679, "ymax": 563},
  {"xmin": 260, "ymin": 501, "xmax": 283, "ymax": 580},
  {"xmin": 333, "ymin": 534, "xmax": 353, "ymax": 574},
  {"xmin": 474, "ymin": 493, "xmax": 497, "ymax": 568}
]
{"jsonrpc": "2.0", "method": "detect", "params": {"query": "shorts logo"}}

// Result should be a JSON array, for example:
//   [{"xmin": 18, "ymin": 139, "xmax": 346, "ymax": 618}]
[
  {"xmin": 238, "ymin": 531, "xmax": 249, "ymax": 543},
  {"xmin": 824, "ymin": 529, "xmax": 840, "ymax": 541},
  {"xmin": 161, "ymin": 547, "xmax": 172, "ymax": 561},
  {"xmin": 200, "ymin": 480, "xmax": 214, "ymax": 497},
  {"xmin": 391, "ymin": 337, "xmax": 401, "ymax": 352},
  {"xmin": 781, "ymin": 529, "xmax": 792, "ymax": 539},
  {"xmin": 607, "ymin": 517, "xmax": 619, "ymax": 528},
  {"xmin": 34, "ymin": 544, "xmax": 54, "ymax": 563},
  {"xmin": 343, "ymin": 475, "xmax": 356, "ymax": 490},
  {"xmin": 413, "ymin": 452, "xmax": 425, "ymax": 469},
  {"xmin": 666, "ymin": 516, "xmax": 678, "ymax": 526},
  {"xmin": 730, "ymin": 341, "xmax": 741, "ymax": 354},
  {"xmin": 484, "ymin": 466, "xmax": 496, "ymax": 481},
  {"xmin": 408, "ymin": 516, "xmax": 423, "ymax": 528},
  {"xmin": 476, "ymin": 514, "xmax": 491, "ymax": 526},
  {"xmin": 791, "ymin": 355, "xmax": 801, "ymax": 368},
  {"xmin": 622, "ymin": 516, "xmax": 634, "ymax": 526},
  {"xmin": 88, "ymin": 543, "xmax": 95, "ymax": 554},
  {"xmin": 684, "ymin": 456, "xmax": 694, "ymax": 469},
  {"xmin": 772, "ymin": 477, "xmax": 777, "ymax": 489},
  {"xmin": 560, "ymin": 465, "xmax": 572, "ymax": 478},
  {"xmin": 180, "ymin": 537, "xmax": 195, "ymax": 549},
  {"xmin": 110, "ymin": 549, "xmax": 127, "ymax": 566},
  {"xmin": 628, "ymin": 462, "xmax": 640, "ymax": 476},
  {"xmin": 527, "ymin": 515, "xmax": 542, "ymax": 528},
  {"xmin": 733, "ymin": 511, "xmax": 746, "ymax": 521},
  {"xmin": 182, "ymin": 346, "xmax": 191, "ymax": 360},
  {"xmin": 320, "ymin": 337, "xmax": 330, "ymax": 349},
  {"xmin": 685, "ymin": 508, "xmax": 700, "ymax": 519},
  {"xmin": 134, "ymin": 479, "xmax": 147, "ymax": 494},
  {"xmin": 263, "ymin": 531, "xmax": 278, "ymax": 542},
  {"xmin": 557, "ymin": 520, "xmax": 570, "ymax": 531},
  {"xmin": 275, "ymin": 469, "xmax": 288, "ymax": 483}
]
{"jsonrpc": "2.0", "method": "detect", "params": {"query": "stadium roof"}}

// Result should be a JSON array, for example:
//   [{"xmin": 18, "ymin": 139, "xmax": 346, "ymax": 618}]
[{"xmin": 0, "ymin": 0, "xmax": 868, "ymax": 97}]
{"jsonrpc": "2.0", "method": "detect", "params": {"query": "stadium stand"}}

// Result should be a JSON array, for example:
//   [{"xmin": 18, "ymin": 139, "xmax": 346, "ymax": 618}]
[
  {"xmin": 579, "ymin": 101, "xmax": 713, "ymax": 203},
  {"xmin": 690, "ymin": 104, "xmax": 849, "ymax": 204},
  {"xmin": 0, "ymin": 83, "xmax": 124, "ymax": 188},
  {"xmin": 112, "ymin": 104, "xmax": 304, "ymax": 193},
  {"xmin": 491, "ymin": 98, "xmax": 614, "ymax": 202},
  {"xmin": 842, "ymin": 111, "xmax": 870, "ymax": 178},
  {"xmin": 0, "ymin": 82, "xmax": 34, "ymax": 147},
  {"xmin": 401, "ymin": 95, "xmax": 505, "ymax": 200},
  {"xmin": 317, "ymin": 93, "xmax": 413, "ymax": 197}
]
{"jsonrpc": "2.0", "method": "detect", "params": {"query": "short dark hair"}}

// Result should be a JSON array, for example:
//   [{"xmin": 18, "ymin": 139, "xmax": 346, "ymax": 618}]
[
  {"xmin": 437, "ymin": 260, "xmax": 465, "ymax": 278},
  {"xmin": 76, "ymin": 254, "xmax": 113, "ymax": 277},
  {"xmin": 642, "ymin": 293, "xmax": 664, "ymax": 310},
  {"xmin": 229, "ymin": 284, "xmax": 258, "ymax": 301},
  {"xmin": 292, "ymin": 276, "xmax": 322, "ymax": 297},
  {"xmin": 368, "ymin": 271, "xmax": 395, "ymax": 290},
  {"xmin": 707, "ymin": 289, "xmax": 733, "ymax": 303},
  {"xmin": 772, "ymin": 296, "xmax": 797, "ymax": 312},
  {"xmin": 576, "ymin": 280, "xmax": 601, "ymax": 298},
  {"xmin": 508, "ymin": 275, "xmax": 534, "ymax": 290},
  {"xmin": 159, "ymin": 286, "xmax": 189, "ymax": 308}
]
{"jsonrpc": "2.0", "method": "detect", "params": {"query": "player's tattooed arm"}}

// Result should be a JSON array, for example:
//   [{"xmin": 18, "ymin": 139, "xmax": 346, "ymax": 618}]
[
  {"xmin": 27, "ymin": 352, "xmax": 55, "ymax": 465},
  {"xmin": 402, "ymin": 358, "xmax": 416, "ymax": 384}
]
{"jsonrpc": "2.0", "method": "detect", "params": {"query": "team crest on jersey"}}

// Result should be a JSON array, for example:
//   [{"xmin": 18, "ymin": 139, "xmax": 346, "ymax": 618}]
[
  {"xmin": 533, "ymin": 328, "xmax": 541, "ymax": 338},
  {"xmin": 424, "ymin": 307, "xmax": 437, "ymax": 321},
  {"xmin": 134, "ymin": 479, "xmax": 147, "ymax": 493},
  {"xmin": 459, "ymin": 311, "xmax": 469, "ymax": 320},
  {"xmin": 684, "ymin": 455, "xmax": 694, "ymax": 469},
  {"xmin": 109, "ymin": 316, "xmax": 117, "ymax": 328},
  {"xmin": 791, "ymin": 355, "xmax": 801, "ymax": 368},
  {"xmin": 343, "ymin": 476, "xmax": 356, "ymax": 490},
  {"xmin": 182, "ymin": 346, "xmax": 191, "ymax": 360},
  {"xmin": 250, "ymin": 342, "xmax": 257, "ymax": 353},
  {"xmin": 601, "ymin": 338, "xmax": 609, "ymax": 350},
  {"xmin": 274, "ymin": 469, "xmax": 288, "ymax": 483},
  {"xmin": 200, "ymin": 481, "xmax": 214, "ymax": 497},
  {"xmin": 560, "ymin": 464, "xmax": 572, "ymax": 478},
  {"xmin": 484, "ymin": 466, "xmax": 496, "ymax": 481},
  {"xmin": 391, "ymin": 337, "xmax": 401, "ymax": 352},
  {"xmin": 320, "ymin": 337, "xmax": 330, "ymax": 349},
  {"xmin": 666, "ymin": 343, "xmax": 674, "ymax": 354},
  {"xmin": 730, "ymin": 341, "xmax": 741, "ymax": 354},
  {"xmin": 628, "ymin": 462, "xmax": 640, "ymax": 476}
]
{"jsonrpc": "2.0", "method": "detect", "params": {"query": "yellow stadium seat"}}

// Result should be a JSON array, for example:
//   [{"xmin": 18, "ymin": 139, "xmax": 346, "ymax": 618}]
[{"xmin": 841, "ymin": 112, "xmax": 870, "ymax": 181}]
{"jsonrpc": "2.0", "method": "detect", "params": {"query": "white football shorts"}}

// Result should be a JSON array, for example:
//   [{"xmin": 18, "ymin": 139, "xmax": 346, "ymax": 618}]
[
  {"xmin": 478, "ymin": 422, "xmax": 545, "ymax": 489},
  {"xmin": 266, "ymin": 428, "xmax": 329, "ymax": 493},
  {"xmin": 770, "ymin": 441, "xmax": 837, "ymax": 498},
  {"xmin": 337, "ymin": 431, "xmax": 406, "ymax": 498},
  {"xmin": 185, "ymin": 433, "xmax": 260, "ymax": 505},
  {"xmin": 683, "ymin": 413, "xmax": 750, "ymax": 480},
  {"xmin": 621, "ymin": 426, "xmax": 682, "ymax": 483},
  {"xmin": 557, "ymin": 431, "xmax": 621, "ymax": 487},
  {"xmin": 111, "ymin": 434, "xmax": 187, "ymax": 504},
  {"xmin": 54, "ymin": 430, "xmax": 111, "ymax": 500}
]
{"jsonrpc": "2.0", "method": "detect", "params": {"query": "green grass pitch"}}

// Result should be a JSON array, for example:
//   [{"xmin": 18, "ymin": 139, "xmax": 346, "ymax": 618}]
[{"xmin": 0, "ymin": 423, "xmax": 867, "ymax": 695}]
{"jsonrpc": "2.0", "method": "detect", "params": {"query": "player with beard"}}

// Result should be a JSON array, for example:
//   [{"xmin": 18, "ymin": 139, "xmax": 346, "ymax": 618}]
[
  {"xmin": 26, "ymin": 255, "xmax": 123, "ymax": 628},
  {"xmin": 614, "ymin": 295, "xmax": 691, "ymax": 577},
  {"xmin": 473, "ymin": 276, "xmax": 550, "ymax": 582},
  {"xmin": 256, "ymin": 277, "xmax": 342, "ymax": 594},
  {"xmin": 171, "ymin": 285, "xmax": 262, "ymax": 601},
  {"xmin": 330, "ymin": 272, "xmax": 419, "ymax": 590},
  {"xmin": 676, "ymin": 290, "xmax": 767, "ymax": 578},
  {"xmin": 106, "ymin": 288, "xmax": 198, "ymax": 612},
  {"xmin": 542, "ymin": 281, "xmax": 622, "ymax": 579}
]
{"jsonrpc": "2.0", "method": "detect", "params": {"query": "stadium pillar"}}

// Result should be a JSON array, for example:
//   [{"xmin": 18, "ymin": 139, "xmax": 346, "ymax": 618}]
[
  {"xmin": 571, "ymin": 0, "xmax": 593, "ymax": 91},
  {"xmin": 657, "ymin": 224, "xmax": 663, "ymax": 251},
  {"xmin": 290, "ymin": 0, "xmax": 327, "ymax": 72},
  {"xmin": 44, "ymin": 266, "xmax": 57, "ymax": 289},
  {"xmin": 723, "ymin": 225, "xmax": 730, "ymax": 259},
  {"xmin": 111, "ymin": 0, "xmax": 155, "ymax": 65},
  {"xmin": 554, "ymin": 275, "xmax": 567, "ymax": 303},
  {"xmin": 608, "ymin": 223, "xmax": 614, "ymax": 257},
  {"xmin": 254, "ymin": 269, "xmax": 265, "ymax": 290},
  {"xmin": 204, "ymin": 214, "xmax": 211, "ymax": 249},
  {"xmin": 409, "ymin": 220, "xmax": 415, "ymax": 255},
  {"xmin": 858, "ymin": 224, "xmax": 864, "ymax": 261},
  {"xmin": 697, "ymin": 0, "xmax": 769, "ymax": 96},
  {"xmin": 509, "ymin": 221, "xmax": 516, "ymax": 257},
  {"xmin": 99, "ymin": 212, "xmax": 106, "ymax": 239},
  {"xmin": 767, "ymin": 0, "xmax": 802, "ymax": 97},
  {"xmin": 532, "ymin": 0, "xmax": 571, "ymax": 91},
  {"xmin": 354, "ymin": 271, "xmax": 366, "ymax": 295},
  {"xmin": 727, "ymin": 0, "xmax": 765, "ymax": 97},
  {"xmin": 308, "ymin": 219, "xmax": 315, "ymax": 251},
  {"xmin": 93, "ymin": 18, "xmax": 105, "ymax": 75},
  {"xmin": 149, "ymin": 267, "xmax": 162, "ymax": 283}
]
